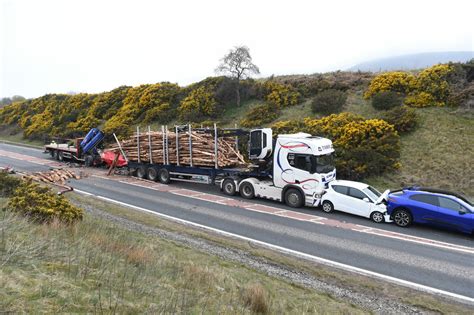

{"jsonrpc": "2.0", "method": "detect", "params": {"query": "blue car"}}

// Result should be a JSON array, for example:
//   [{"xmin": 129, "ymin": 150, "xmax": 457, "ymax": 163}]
[{"xmin": 386, "ymin": 187, "xmax": 474, "ymax": 234}]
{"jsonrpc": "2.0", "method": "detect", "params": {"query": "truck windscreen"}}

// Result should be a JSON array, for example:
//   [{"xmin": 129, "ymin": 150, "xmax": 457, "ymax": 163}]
[{"xmin": 315, "ymin": 154, "xmax": 335, "ymax": 173}]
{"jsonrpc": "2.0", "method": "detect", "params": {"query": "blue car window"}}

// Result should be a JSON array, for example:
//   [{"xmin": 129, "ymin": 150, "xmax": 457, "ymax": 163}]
[
  {"xmin": 349, "ymin": 188, "xmax": 366, "ymax": 200},
  {"xmin": 409, "ymin": 194, "xmax": 439, "ymax": 206},
  {"xmin": 438, "ymin": 197, "xmax": 464, "ymax": 212},
  {"xmin": 333, "ymin": 185, "xmax": 348, "ymax": 195}
]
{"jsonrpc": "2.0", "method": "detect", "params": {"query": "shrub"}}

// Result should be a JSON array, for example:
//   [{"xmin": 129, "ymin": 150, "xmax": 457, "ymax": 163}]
[
  {"xmin": 404, "ymin": 91, "xmax": 442, "ymax": 108},
  {"xmin": 304, "ymin": 113, "xmax": 400, "ymax": 179},
  {"xmin": 364, "ymin": 71, "xmax": 416, "ymax": 99},
  {"xmin": 311, "ymin": 89, "xmax": 347, "ymax": 115},
  {"xmin": 178, "ymin": 86, "xmax": 218, "ymax": 122},
  {"xmin": 382, "ymin": 106, "xmax": 418, "ymax": 134},
  {"xmin": 240, "ymin": 104, "xmax": 279, "ymax": 128},
  {"xmin": 0, "ymin": 172, "xmax": 21, "ymax": 197},
  {"xmin": 257, "ymin": 81, "xmax": 301, "ymax": 108},
  {"xmin": 371, "ymin": 91, "xmax": 403, "ymax": 110},
  {"xmin": 271, "ymin": 120, "xmax": 304, "ymax": 135},
  {"xmin": 8, "ymin": 180, "xmax": 84, "ymax": 224}
]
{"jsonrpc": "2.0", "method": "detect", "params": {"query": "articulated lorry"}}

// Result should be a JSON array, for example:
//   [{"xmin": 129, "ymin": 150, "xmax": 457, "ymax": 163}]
[
  {"xmin": 123, "ymin": 125, "xmax": 336, "ymax": 208},
  {"xmin": 44, "ymin": 128, "xmax": 105, "ymax": 166}
]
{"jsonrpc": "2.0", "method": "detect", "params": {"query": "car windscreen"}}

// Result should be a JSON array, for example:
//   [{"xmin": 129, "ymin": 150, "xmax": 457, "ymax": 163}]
[{"xmin": 363, "ymin": 186, "xmax": 381, "ymax": 201}]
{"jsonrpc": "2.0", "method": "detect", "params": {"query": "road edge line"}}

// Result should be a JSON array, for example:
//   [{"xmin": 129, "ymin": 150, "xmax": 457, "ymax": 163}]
[{"xmin": 74, "ymin": 188, "xmax": 474, "ymax": 305}]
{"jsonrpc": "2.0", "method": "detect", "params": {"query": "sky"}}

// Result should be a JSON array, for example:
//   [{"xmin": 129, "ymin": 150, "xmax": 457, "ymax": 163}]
[{"xmin": 1, "ymin": 0, "xmax": 473, "ymax": 98}]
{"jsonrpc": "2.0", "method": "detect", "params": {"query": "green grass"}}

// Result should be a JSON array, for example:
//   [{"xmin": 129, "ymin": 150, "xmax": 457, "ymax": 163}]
[
  {"xmin": 0, "ymin": 131, "xmax": 44, "ymax": 148},
  {"xmin": 220, "ymin": 99, "xmax": 264, "ymax": 127},
  {"xmin": 0, "ymin": 206, "xmax": 364, "ymax": 313},
  {"xmin": 365, "ymin": 107, "xmax": 474, "ymax": 197}
]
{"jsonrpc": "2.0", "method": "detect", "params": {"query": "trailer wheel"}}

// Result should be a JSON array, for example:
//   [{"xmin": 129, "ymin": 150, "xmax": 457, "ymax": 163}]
[
  {"xmin": 239, "ymin": 182, "xmax": 255, "ymax": 199},
  {"xmin": 85, "ymin": 155, "xmax": 94, "ymax": 167},
  {"xmin": 50, "ymin": 150, "xmax": 55, "ymax": 158},
  {"xmin": 285, "ymin": 188, "xmax": 304, "ymax": 208},
  {"xmin": 147, "ymin": 167, "xmax": 159, "ymax": 181},
  {"xmin": 136, "ymin": 166, "xmax": 147, "ymax": 179},
  {"xmin": 158, "ymin": 168, "xmax": 171, "ymax": 184},
  {"xmin": 222, "ymin": 178, "xmax": 236, "ymax": 196}
]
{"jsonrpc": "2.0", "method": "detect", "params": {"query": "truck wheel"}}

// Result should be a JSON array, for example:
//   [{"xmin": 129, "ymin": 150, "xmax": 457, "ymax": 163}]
[
  {"xmin": 84, "ymin": 155, "xmax": 94, "ymax": 167},
  {"xmin": 136, "ymin": 166, "xmax": 147, "ymax": 179},
  {"xmin": 55, "ymin": 150, "xmax": 60, "ymax": 160},
  {"xmin": 50, "ymin": 150, "xmax": 55, "ymax": 158},
  {"xmin": 222, "ymin": 178, "xmax": 236, "ymax": 196},
  {"xmin": 58, "ymin": 152, "xmax": 64, "ymax": 162},
  {"xmin": 285, "ymin": 188, "xmax": 304, "ymax": 208},
  {"xmin": 147, "ymin": 167, "xmax": 159, "ymax": 181},
  {"xmin": 158, "ymin": 168, "xmax": 171, "ymax": 184},
  {"xmin": 239, "ymin": 182, "xmax": 255, "ymax": 199}
]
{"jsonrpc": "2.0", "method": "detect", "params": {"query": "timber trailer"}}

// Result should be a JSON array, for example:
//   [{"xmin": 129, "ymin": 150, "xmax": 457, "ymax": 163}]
[{"xmin": 123, "ymin": 125, "xmax": 336, "ymax": 208}]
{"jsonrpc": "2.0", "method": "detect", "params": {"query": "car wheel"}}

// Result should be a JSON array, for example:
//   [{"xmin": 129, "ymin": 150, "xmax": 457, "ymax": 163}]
[
  {"xmin": 158, "ymin": 168, "xmax": 171, "ymax": 184},
  {"xmin": 322, "ymin": 201, "xmax": 334, "ymax": 213},
  {"xmin": 239, "ymin": 182, "xmax": 255, "ymax": 199},
  {"xmin": 285, "ymin": 188, "xmax": 304, "ymax": 208},
  {"xmin": 222, "ymin": 178, "xmax": 236, "ymax": 196},
  {"xmin": 393, "ymin": 208, "xmax": 412, "ymax": 227},
  {"xmin": 147, "ymin": 167, "xmax": 159, "ymax": 181},
  {"xmin": 370, "ymin": 211, "xmax": 385, "ymax": 223},
  {"xmin": 136, "ymin": 166, "xmax": 147, "ymax": 179}
]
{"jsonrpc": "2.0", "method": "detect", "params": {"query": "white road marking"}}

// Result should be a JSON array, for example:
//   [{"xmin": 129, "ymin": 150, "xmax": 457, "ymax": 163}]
[{"xmin": 73, "ymin": 188, "xmax": 474, "ymax": 305}]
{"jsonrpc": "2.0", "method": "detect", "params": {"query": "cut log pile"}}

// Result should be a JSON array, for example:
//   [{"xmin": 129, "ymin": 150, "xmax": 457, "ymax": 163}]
[
  {"xmin": 25, "ymin": 169, "xmax": 80, "ymax": 184},
  {"xmin": 110, "ymin": 130, "xmax": 248, "ymax": 168}
]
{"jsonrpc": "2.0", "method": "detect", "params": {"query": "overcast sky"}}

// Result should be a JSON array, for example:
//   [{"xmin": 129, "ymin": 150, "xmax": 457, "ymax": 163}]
[{"xmin": 1, "ymin": 0, "xmax": 473, "ymax": 98}]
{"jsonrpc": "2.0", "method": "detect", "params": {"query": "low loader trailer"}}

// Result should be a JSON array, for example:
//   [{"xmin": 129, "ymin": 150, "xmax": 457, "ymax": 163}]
[{"xmin": 124, "ymin": 125, "xmax": 336, "ymax": 208}]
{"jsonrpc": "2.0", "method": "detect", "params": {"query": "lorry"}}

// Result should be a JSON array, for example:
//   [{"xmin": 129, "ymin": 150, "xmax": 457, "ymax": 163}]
[
  {"xmin": 43, "ymin": 128, "xmax": 105, "ymax": 166},
  {"xmin": 125, "ymin": 125, "xmax": 336, "ymax": 208}
]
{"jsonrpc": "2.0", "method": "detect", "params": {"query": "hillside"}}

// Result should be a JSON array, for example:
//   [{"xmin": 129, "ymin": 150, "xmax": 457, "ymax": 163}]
[
  {"xmin": 349, "ymin": 51, "xmax": 473, "ymax": 72},
  {"xmin": 0, "ymin": 61, "xmax": 473, "ymax": 195}
]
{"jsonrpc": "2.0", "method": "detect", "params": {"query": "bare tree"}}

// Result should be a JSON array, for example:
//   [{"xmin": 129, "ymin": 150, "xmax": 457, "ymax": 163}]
[{"xmin": 215, "ymin": 46, "xmax": 260, "ymax": 107}]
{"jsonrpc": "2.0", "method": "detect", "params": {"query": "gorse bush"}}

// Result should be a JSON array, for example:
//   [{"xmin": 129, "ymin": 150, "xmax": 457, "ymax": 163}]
[
  {"xmin": 240, "ymin": 104, "xmax": 279, "ymax": 128},
  {"xmin": 257, "ymin": 81, "xmax": 301, "ymax": 108},
  {"xmin": 381, "ymin": 106, "xmax": 418, "ymax": 134},
  {"xmin": 364, "ymin": 64, "xmax": 456, "ymax": 108},
  {"xmin": 0, "ymin": 172, "xmax": 22, "ymax": 197},
  {"xmin": 311, "ymin": 89, "xmax": 347, "ymax": 115},
  {"xmin": 178, "ymin": 86, "xmax": 218, "ymax": 122},
  {"xmin": 7, "ymin": 180, "xmax": 83, "ymax": 224},
  {"xmin": 271, "ymin": 112, "xmax": 400, "ymax": 179},
  {"xmin": 371, "ymin": 91, "xmax": 402, "ymax": 110}
]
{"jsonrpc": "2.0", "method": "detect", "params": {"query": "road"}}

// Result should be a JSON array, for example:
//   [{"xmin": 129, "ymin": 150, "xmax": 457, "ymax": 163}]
[{"xmin": 1, "ymin": 142, "xmax": 473, "ymax": 303}]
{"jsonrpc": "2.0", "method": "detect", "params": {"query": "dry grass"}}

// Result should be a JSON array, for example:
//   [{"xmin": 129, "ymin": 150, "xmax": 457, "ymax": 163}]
[
  {"xmin": 242, "ymin": 283, "xmax": 269, "ymax": 314},
  {"xmin": 0, "ymin": 208, "xmax": 364, "ymax": 314}
]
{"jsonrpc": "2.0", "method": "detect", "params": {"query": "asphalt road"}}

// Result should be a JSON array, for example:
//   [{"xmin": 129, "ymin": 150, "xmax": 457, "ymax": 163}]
[{"xmin": 1, "ymin": 142, "xmax": 473, "ymax": 301}]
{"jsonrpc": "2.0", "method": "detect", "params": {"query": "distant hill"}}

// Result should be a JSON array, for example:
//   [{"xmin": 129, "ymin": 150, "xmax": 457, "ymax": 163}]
[{"xmin": 349, "ymin": 51, "xmax": 473, "ymax": 72}]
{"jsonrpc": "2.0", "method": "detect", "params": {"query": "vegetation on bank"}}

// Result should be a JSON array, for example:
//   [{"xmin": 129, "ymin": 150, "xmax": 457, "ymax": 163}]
[
  {"xmin": 0, "ymin": 173, "xmax": 364, "ymax": 314},
  {"xmin": 0, "ymin": 61, "xmax": 472, "ymax": 185}
]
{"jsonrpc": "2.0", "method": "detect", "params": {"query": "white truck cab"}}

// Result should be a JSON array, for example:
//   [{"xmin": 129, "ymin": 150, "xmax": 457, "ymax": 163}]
[{"xmin": 237, "ymin": 129, "xmax": 336, "ymax": 208}]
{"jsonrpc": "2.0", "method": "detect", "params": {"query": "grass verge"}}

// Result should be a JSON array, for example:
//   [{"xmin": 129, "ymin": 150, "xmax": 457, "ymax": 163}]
[{"xmin": 1, "ymin": 199, "xmax": 364, "ymax": 314}]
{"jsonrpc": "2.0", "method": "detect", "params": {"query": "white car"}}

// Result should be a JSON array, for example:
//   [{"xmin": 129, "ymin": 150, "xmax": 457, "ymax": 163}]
[{"xmin": 320, "ymin": 180, "xmax": 390, "ymax": 223}]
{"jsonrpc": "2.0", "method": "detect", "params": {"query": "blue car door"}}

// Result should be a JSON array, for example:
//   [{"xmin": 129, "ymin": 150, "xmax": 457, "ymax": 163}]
[
  {"xmin": 436, "ymin": 196, "xmax": 473, "ymax": 233},
  {"xmin": 408, "ymin": 194, "xmax": 439, "ymax": 223}
]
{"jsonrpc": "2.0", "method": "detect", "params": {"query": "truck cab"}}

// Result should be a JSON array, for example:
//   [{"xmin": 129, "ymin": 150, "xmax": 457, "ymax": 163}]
[{"xmin": 237, "ymin": 129, "xmax": 336, "ymax": 208}]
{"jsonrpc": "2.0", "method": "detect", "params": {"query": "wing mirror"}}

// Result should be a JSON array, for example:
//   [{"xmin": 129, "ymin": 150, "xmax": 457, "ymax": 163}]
[{"xmin": 363, "ymin": 197, "xmax": 371, "ymax": 203}]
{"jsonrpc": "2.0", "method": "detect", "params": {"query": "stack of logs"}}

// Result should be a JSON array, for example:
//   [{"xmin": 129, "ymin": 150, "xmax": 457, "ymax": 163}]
[
  {"xmin": 25, "ymin": 169, "xmax": 80, "ymax": 184},
  {"xmin": 112, "ymin": 130, "xmax": 247, "ymax": 168}
]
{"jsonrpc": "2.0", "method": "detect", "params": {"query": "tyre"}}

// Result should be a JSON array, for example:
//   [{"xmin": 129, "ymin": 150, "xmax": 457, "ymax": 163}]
[
  {"xmin": 158, "ymin": 168, "xmax": 171, "ymax": 184},
  {"xmin": 222, "ymin": 178, "xmax": 236, "ymax": 196},
  {"xmin": 84, "ymin": 155, "xmax": 94, "ymax": 167},
  {"xmin": 136, "ymin": 166, "xmax": 147, "ymax": 179},
  {"xmin": 322, "ymin": 200, "xmax": 334, "ymax": 213},
  {"xmin": 147, "ymin": 167, "xmax": 159, "ymax": 181},
  {"xmin": 55, "ymin": 150, "xmax": 60, "ymax": 160},
  {"xmin": 370, "ymin": 211, "xmax": 385, "ymax": 223},
  {"xmin": 50, "ymin": 150, "xmax": 55, "ymax": 158},
  {"xmin": 284, "ymin": 188, "xmax": 304, "ymax": 208},
  {"xmin": 239, "ymin": 182, "xmax": 255, "ymax": 199},
  {"xmin": 393, "ymin": 208, "xmax": 412, "ymax": 227}
]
